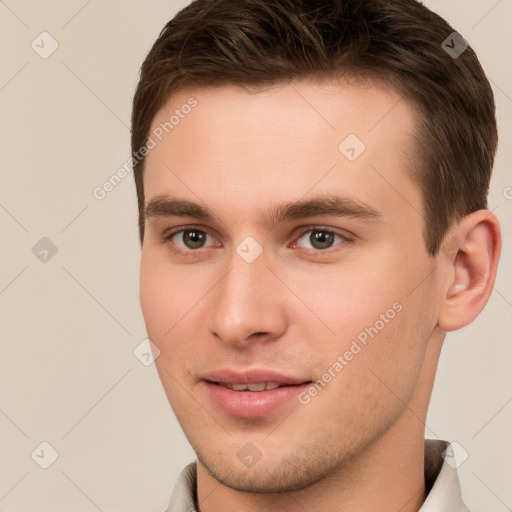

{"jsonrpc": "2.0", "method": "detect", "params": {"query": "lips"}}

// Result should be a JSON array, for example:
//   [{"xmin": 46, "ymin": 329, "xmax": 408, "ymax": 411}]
[
  {"xmin": 202, "ymin": 369, "xmax": 312, "ymax": 418},
  {"xmin": 204, "ymin": 368, "xmax": 310, "ymax": 386},
  {"xmin": 217, "ymin": 382, "xmax": 281, "ymax": 391}
]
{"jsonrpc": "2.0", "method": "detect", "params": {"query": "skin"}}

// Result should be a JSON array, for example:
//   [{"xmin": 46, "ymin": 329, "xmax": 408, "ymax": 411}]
[{"xmin": 139, "ymin": 80, "xmax": 501, "ymax": 511}]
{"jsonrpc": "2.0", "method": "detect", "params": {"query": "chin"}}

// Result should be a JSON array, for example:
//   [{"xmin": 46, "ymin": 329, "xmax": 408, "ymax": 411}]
[{"xmin": 196, "ymin": 446, "xmax": 340, "ymax": 494}]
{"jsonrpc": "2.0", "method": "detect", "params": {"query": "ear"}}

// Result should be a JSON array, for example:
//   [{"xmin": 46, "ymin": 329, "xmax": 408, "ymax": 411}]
[{"xmin": 437, "ymin": 210, "xmax": 501, "ymax": 332}]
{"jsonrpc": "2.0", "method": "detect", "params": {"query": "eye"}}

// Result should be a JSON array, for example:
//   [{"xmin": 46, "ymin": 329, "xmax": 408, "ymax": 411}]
[
  {"xmin": 294, "ymin": 227, "xmax": 349, "ymax": 251},
  {"xmin": 163, "ymin": 225, "xmax": 349, "ymax": 255},
  {"xmin": 165, "ymin": 227, "xmax": 218, "ymax": 251}
]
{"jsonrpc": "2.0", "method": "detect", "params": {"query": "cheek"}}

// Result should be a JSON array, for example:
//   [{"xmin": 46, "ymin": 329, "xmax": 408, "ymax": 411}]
[
  {"xmin": 139, "ymin": 251, "xmax": 213, "ymax": 372},
  {"xmin": 289, "ymin": 260, "xmax": 431, "ymax": 388},
  {"xmin": 286, "ymin": 264, "xmax": 404, "ymax": 344},
  {"xmin": 139, "ymin": 252, "xmax": 189, "ymax": 339},
  {"xmin": 139, "ymin": 256, "xmax": 166, "ymax": 336},
  {"xmin": 140, "ymin": 255, "xmax": 198, "ymax": 410}
]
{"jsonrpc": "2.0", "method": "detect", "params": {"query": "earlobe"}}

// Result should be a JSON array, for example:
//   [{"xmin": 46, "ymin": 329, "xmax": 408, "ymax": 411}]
[{"xmin": 437, "ymin": 210, "xmax": 501, "ymax": 332}]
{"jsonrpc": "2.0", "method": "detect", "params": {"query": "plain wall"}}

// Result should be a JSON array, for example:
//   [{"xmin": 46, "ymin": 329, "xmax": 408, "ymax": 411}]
[{"xmin": 0, "ymin": 1, "xmax": 510, "ymax": 510}]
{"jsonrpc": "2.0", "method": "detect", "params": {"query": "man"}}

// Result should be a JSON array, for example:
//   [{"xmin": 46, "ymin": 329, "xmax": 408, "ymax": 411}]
[{"xmin": 131, "ymin": 0, "xmax": 501, "ymax": 510}]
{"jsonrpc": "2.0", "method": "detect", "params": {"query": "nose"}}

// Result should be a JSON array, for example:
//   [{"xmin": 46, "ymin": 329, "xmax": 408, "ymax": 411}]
[{"xmin": 206, "ymin": 253, "xmax": 288, "ymax": 348}]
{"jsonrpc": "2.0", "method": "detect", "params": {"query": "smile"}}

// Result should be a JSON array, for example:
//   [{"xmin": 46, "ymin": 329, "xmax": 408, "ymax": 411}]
[{"xmin": 216, "ymin": 382, "xmax": 282, "ymax": 391}]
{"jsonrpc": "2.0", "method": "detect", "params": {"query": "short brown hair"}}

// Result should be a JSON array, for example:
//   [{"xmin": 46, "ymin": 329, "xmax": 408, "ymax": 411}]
[{"xmin": 131, "ymin": 0, "xmax": 497, "ymax": 255}]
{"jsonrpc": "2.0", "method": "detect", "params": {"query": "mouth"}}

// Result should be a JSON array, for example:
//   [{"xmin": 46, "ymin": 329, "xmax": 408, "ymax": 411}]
[
  {"xmin": 202, "ymin": 370, "xmax": 313, "ymax": 418},
  {"xmin": 214, "ymin": 381, "xmax": 285, "ymax": 391}
]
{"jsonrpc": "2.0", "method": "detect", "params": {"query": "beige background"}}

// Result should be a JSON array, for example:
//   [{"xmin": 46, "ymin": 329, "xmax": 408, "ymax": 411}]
[{"xmin": 0, "ymin": 0, "xmax": 510, "ymax": 510}]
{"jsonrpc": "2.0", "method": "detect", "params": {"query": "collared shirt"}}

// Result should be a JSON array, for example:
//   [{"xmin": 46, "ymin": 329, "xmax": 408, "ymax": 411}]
[{"xmin": 165, "ymin": 439, "xmax": 470, "ymax": 511}]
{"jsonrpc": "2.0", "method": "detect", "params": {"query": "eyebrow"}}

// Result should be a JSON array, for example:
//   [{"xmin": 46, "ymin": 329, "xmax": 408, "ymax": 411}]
[{"xmin": 144, "ymin": 193, "xmax": 382, "ymax": 230}]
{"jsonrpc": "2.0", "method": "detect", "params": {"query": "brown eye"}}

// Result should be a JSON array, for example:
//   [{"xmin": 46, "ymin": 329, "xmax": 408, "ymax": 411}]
[
  {"xmin": 167, "ymin": 229, "xmax": 213, "ymax": 250},
  {"xmin": 296, "ymin": 228, "xmax": 347, "ymax": 251}
]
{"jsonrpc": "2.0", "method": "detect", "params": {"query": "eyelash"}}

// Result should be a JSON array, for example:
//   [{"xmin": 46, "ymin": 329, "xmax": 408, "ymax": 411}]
[{"xmin": 162, "ymin": 225, "xmax": 351, "ymax": 256}]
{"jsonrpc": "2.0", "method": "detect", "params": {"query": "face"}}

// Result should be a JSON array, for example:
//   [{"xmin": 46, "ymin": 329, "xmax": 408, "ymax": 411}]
[{"xmin": 139, "ymin": 80, "xmax": 442, "ymax": 492}]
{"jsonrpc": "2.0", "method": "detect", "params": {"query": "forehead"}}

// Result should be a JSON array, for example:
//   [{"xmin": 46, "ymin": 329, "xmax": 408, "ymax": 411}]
[{"xmin": 143, "ymin": 79, "xmax": 422, "ymax": 229}]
